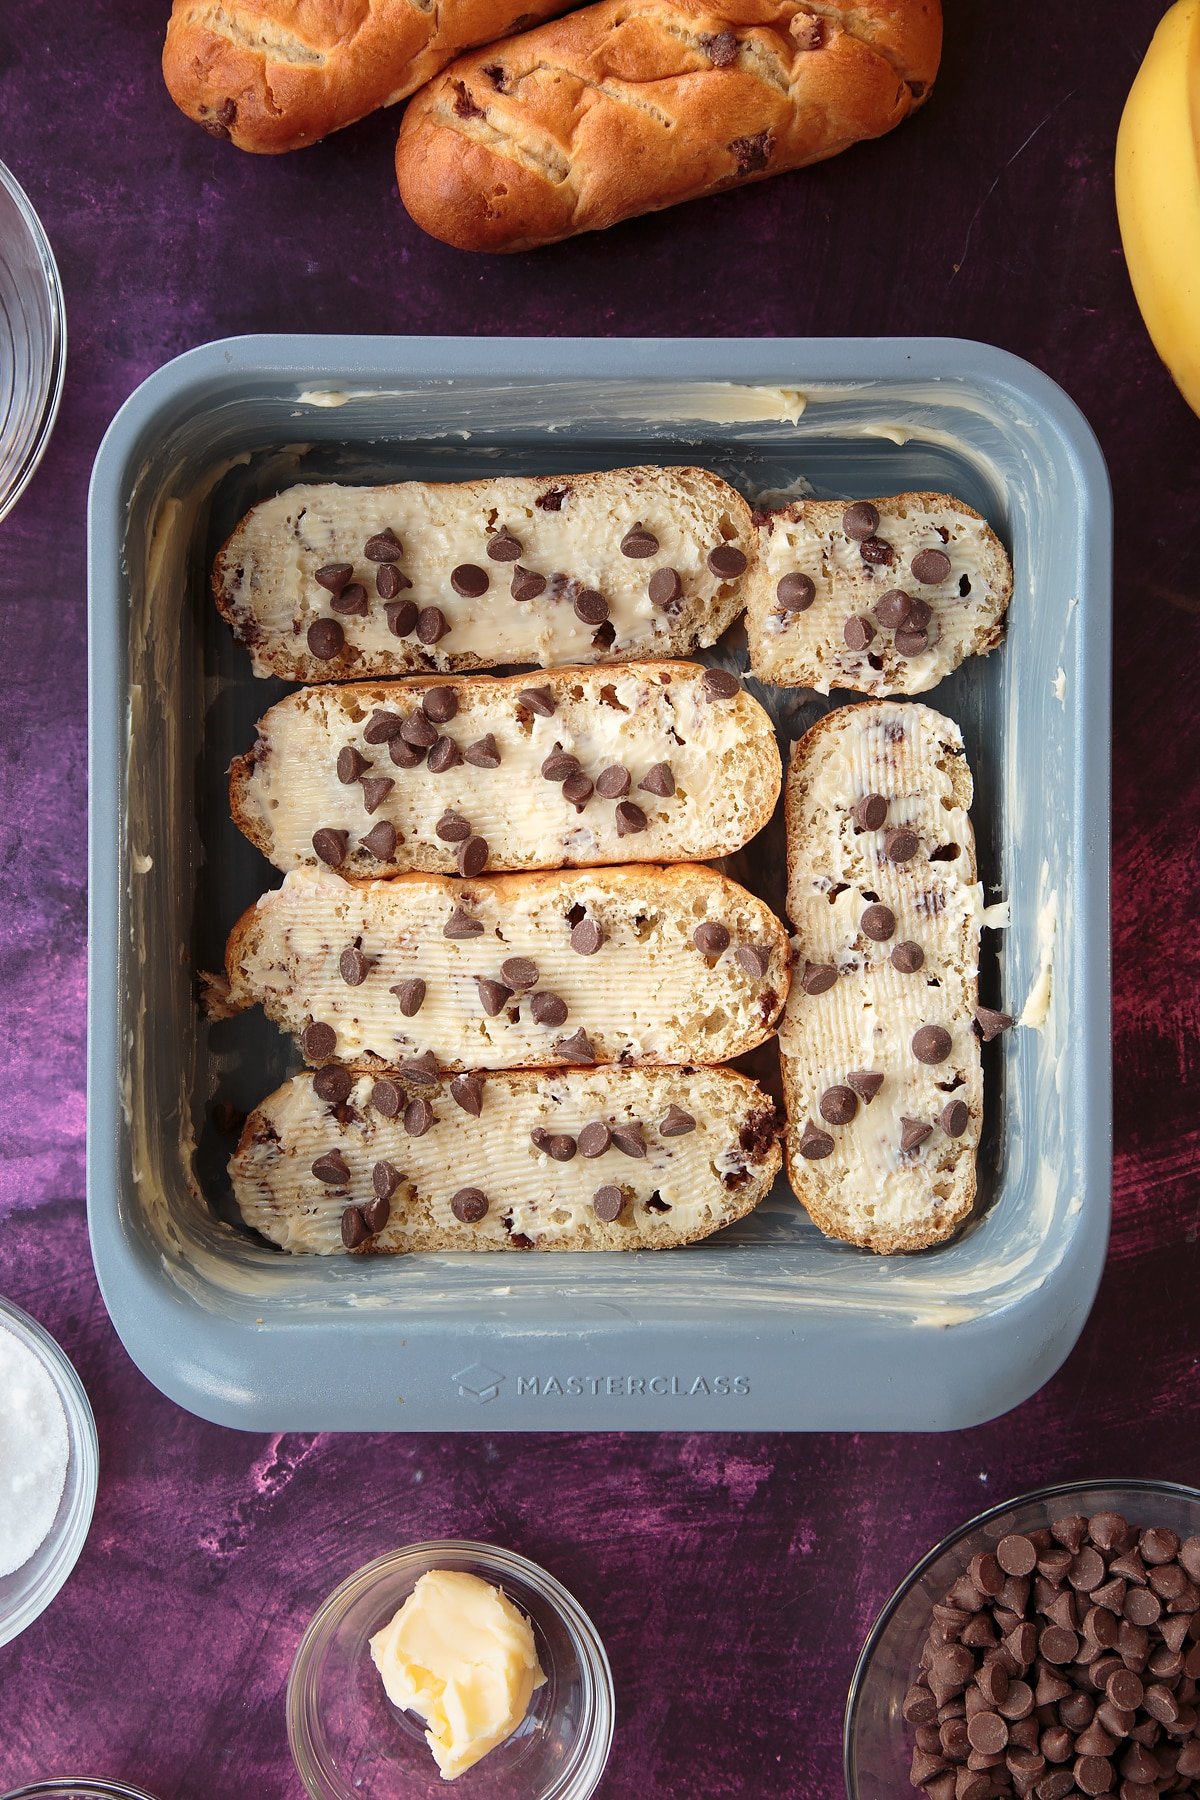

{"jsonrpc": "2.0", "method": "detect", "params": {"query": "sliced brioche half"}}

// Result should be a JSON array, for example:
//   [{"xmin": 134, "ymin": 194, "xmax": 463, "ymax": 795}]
[
  {"xmin": 746, "ymin": 493, "xmax": 1011, "ymax": 696},
  {"xmin": 223, "ymin": 863, "xmax": 790, "ymax": 1071},
  {"xmin": 232, "ymin": 1064, "xmax": 782, "ymax": 1254},
  {"xmin": 780, "ymin": 701, "xmax": 987, "ymax": 1253},
  {"xmin": 214, "ymin": 467, "xmax": 754, "ymax": 680},
  {"xmin": 230, "ymin": 660, "xmax": 780, "ymax": 877}
]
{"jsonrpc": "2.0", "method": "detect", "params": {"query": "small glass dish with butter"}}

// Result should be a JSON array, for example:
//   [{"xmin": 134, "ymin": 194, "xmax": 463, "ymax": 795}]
[{"xmin": 288, "ymin": 1540, "xmax": 614, "ymax": 1799}]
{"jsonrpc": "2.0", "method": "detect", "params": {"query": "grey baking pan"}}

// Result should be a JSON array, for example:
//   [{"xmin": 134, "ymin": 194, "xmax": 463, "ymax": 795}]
[{"xmin": 87, "ymin": 336, "xmax": 1111, "ymax": 1432}]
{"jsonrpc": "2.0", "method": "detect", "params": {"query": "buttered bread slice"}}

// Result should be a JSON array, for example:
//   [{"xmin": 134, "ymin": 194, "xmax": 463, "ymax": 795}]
[
  {"xmin": 780, "ymin": 701, "xmax": 1006, "ymax": 1253},
  {"xmin": 214, "ymin": 467, "xmax": 754, "ymax": 681},
  {"xmin": 232, "ymin": 1065, "xmax": 782, "ymax": 1254},
  {"xmin": 223, "ymin": 863, "xmax": 790, "ymax": 1071},
  {"xmin": 230, "ymin": 661, "xmax": 780, "ymax": 877},
  {"xmin": 746, "ymin": 494, "xmax": 1011, "ymax": 696}
]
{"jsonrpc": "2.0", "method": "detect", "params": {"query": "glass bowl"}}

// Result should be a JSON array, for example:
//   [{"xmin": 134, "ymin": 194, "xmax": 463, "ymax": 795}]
[
  {"xmin": 0, "ymin": 159, "xmax": 66, "ymax": 522},
  {"xmin": 844, "ymin": 1478, "xmax": 1200, "ymax": 1798},
  {"xmin": 0, "ymin": 1297, "xmax": 99, "ymax": 1648},
  {"xmin": 1, "ymin": 1785, "xmax": 160, "ymax": 1799},
  {"xmin": 288, "ymin": 1540, "xmax": 614, "ymax": 1800}
]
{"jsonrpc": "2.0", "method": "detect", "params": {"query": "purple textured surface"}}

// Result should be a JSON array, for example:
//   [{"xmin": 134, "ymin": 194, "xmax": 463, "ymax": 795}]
[{"xmin": 1, "ymin": 2, "xmax": 1199, "ymax": 1795}]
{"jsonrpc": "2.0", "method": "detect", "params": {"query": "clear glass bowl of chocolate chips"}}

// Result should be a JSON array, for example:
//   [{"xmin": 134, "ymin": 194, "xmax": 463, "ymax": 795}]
[{"xmin": 845, "ymin": 1480, "xmax": 1200, "ymax": 1800}]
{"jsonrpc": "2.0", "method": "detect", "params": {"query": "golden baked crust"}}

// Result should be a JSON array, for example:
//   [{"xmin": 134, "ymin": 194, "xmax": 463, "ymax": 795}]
[{"xmin": 394, "ymin": 0, "xmax": 942, "ymax": 250}]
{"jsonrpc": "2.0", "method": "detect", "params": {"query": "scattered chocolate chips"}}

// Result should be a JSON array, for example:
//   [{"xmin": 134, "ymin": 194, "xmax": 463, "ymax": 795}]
[
  {"xmin": 416, "ymin": 606, "xmax": 449, "ymax": 645},
  {"xmin": 841, "ymin": 501, "xmax": 880, "ymax": 541},
  {"xmin": 975, "ymin": 1006, "xmax": 1014, "ymax": 1041},
  {"xmin": 313, "ymin": 1065, "xmax": 352, "ymax": 1105},
  {"xmin": 615, "ymin": 800, "xmax": 648, "ymax": 836},
  {"xmin": 341, "ymin": 1206, "xmax": 369, "ymax": 1249},
  {"xmin": 385, "ymin": 599, "xmax": 419, "ymax": 638},
  {"xmin": 593, "ymin": 1185, "xmax": 624, "ymax": 1222},
  {"xmin": 900, "ymin": 1116, "xmax": 932, "ymax": 1153},
  {"xmin": 456, "ymin": 835, "xmax": 488, "ymax": 878},
  {"xmin": 777, "ymin": 571, "xmax": 816, "ymax": 611},
  {"xmin": 649, "ymin": 567, "xmax": 683, "ymax": 609},
  {"xmin": 912, "ymin": 1024, "xmax": 953, "ymax": 1064},
  {"xmin": 450, "ymin": 1073, "xmax": 483, "ymax": 1116},
  {"xmin": 331, "ymin": 583, "xmax": 369, "ymax": 616},
  {"xmin": 404, "ymin": 1097, "xmax": 435, "ymax": 1136},
  {"xmin": 500, "ymin": 957, "xmax": 538, "ymax": 990},
  {"xmin": 315, "ymin": 562, "xmax": 352, "ymax": 594},
  {"xmin": 339, "ymin": 945, "xmax": 370, "ymax": 986},
  {"xmin": 372, "ymin": 1160, "xmax": 401, "ymax": 1200},
  {"xmin": 844, "ymin": 615, "xmax": 876, "ymax": 651},
  {"xmin": 797, "ymin": 1120, "xmax": 834, "ymax": 1159},
  {"xmin": 873, "ymin": 588, "xmax": 914, "ymax": 630},
  {"xmin": 621, "ymin": 524, "xmax": 659, "ymax": 558},
  {"xmin": 884, "ymin": 826, "xmax": 920, "ymax": 863},
  {"xmin": 510, "ymin": 566, "xmax": 547, "ymax": 602},
  {"xmin": 571, "ymin": 917, "xmax": 605, "ymax": 955},
  {"xmin": 518, "ymin": 686, "xmax": 556, "ymax": 717},
  {"xmin": 421, "ymin": 686, "xmax": 458, "ymax": 724},
  {"xmin": 312, "ymin": 1150, "xmax": 350, "ymax": 1185},
  {"xmin": 475, "ymin": 975, "xmax": 512, "ymax": 1016},
  {"xmin": 487, "ymin": 528, "xmax": 522, "ymax": 562},
  {"xmin": 465, "ymin": 733, "xmax": 501, "ymax": 768},
  {"xmin": 940, "ymin": 1099, "xmax": 970, "ymax": 1137},
  {"xmin": 400, "ymin": 1050, "xmax": 440, "ymax": 1086},
  {"xmin": 307, "ymin": 618, "xmax": 344, "ymax": 660},
  {"xmin": 371, "ymin": 1076, "xmax": 403, "ymax": 1117},
  {"xmin": 436, "ymin": 811, "xmax": 472, "ymax": 843},
  {"xmin": 638, "ymin": 761, "xmax": 675, "ymax": 797},
  {"xmin": 860, "ymin": 903, "xmax": 896, "ymax": 942},
  {"xmin": 819, "ymin": 1085, "xmax": 858, "ymax": 1126},
  {"xmin": 578, "ymin": 1121, "xmax": 612, "ymax": 1157},
  {"xmin": 612, "ymin": 1123, "xmax": 647, "ymax": 1159},
  {"xmin": 847, "ymin": 1070, "xmax": 884, "ymax": 1103},
  {"xmin": 451, "ymin": 1187, "xmax": 488, "ymax": 1224},
  {"xmin": 443, "ymin": 905, "xmax": 483, "ymax": 939},
  {"xmin": 302, "ymin": 1021, "xmax": 337, "ymax": 1060},
  {"xmin": 531, "ymin": 991, "xmax": 568, "ymax": 1027},
  {"xmin": 360, "ymin": 775, "xmax": 394, "ymax": 814},
  {"xmin": 364, "ymin": 529, "xmax": 403, "ymax": 562},
  {"xmin": 375, "ymin": 564, "xmax": 406, "ymax": 601},
  {"xmin": 595, "ymin": 765, "xmax": 631, "ymax": 799},
  {"xmin": 451, "ymin": 563, "xmax": 489, "ymax": 598},
  {"xmin": 859, "ymin": 536, "xmax": 895, "ymax": 567},
  {"xmin": 555, "ymin": 1027, "xmax": 595, "ymax": 1063},
  {"xmin": 427, "ymin": 735, "xmax": 462, "ymax": 774},
  {"xmin": 337, "ymin": 746, "xmax": 368, "ymax": 784},
  {"xmin": 574, "ymin": 588, "xmax": 609, "ymax": 625},
  {"xmin": 659, "ymin": 1105, "xmax": 696, "ymax": 1137},
  {"xmin": 912, "ymin": 546, "xmax": 953, "ymax": 584},
  {"xmin": 391, "ymin": 978, "xmax": 426, "ymax": 1016},
  {"xmin": 891, "ymin": 940, "xmax": 925, "ymax": 973},
  {"xmin": 703, "ymin": 668, "xmax": 740, "ymax": 701},
  {"xmin": 736, "ymin": 944, "xmax": 770, "ymax": 979},
  {"xmin": 801, "ymin": 962, "xmax": 838, "ymax": 995},
  {"xmin": 563, "ymin": 772, "xmax": 594, "ymax": 810},
  {"xmin": 707, "ymin": 543, "xmax": 748, "ymax": 579},
  {"xmin": 693, "ymin": 922, "xmax": 730, "ymax": 956}
]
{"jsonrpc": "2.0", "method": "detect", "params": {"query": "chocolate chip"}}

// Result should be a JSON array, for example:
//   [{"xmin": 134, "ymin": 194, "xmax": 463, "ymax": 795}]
[
  {"xmin": 372, "ymin": 1076, "xmax": 403, "ymax": 1117},
  {"xmin": 555, "ymin": 1027, "xmax": 595, "ymax": 1063},
  {"xmin": 450, "ymin": 1073, "xmax": 483, "ymax": 1116},
  {"xmin": 375, "ymin": 564, "xmax": 406, "ymax": 601},
  {"xmin": 364, "ymin": 529, "xmax": 403, "ymax": 562},
  {"xmin": 315, "ymin": 562, "xmax": 353, "ymax": 593},
  {"xmin": 906, "ymin": 596, "xmax": 933, "ymax": 630},
  {"xmin": 853, "ymin": 793, "xmax": 888, "ymax": 830},
  {"xmin": 884, "ymin": 827, "xmax": 920, "ymax": 863},
  {"xmin": 400, "ymin": 1050, "xmax": 440, "ymax": 1085},
  {"xmin": 574, "ymin": 588, "xmax": 609, "ymax": 625},
  {"xmin": 487, "ymin": 528, "xmax": 522, "ymax": 561},
  {"xmin": 801, "ymin": 961, "xmax": 837, "ymax": 995},
  {"xmin": 391, "ymin": 978, "xmax": 426, "ymax": 1016},
  {"xmin": 401, "ymin": 710, "xmax": 438, "ymax": 749},
  {"xmin": 404, "ymin": 1097, "xmax": 435, "ymax": 1137},
  {"xmin": 465, "ymin": 734, "xmax": 501, "ymax": 768},
  {"xmin": 475, "ymin": 976, "xmax": 512, "ymax": 1016},
  {"xmin": 873, "ymin": 588, "xmax": 914, "ymax": 629},
  {"xmin": 451, "ymin": 563, "xmax": 488, "ymax": 598},
  {"xmin": 707, "ymin": 543, "xmax": 747, "ymax": 578},
  {"xmin": 518, "ymin": 686, "xmax": 556, "ymax": 717},
  {"xmin": 693, "ymin": 922, "xmax": 730, "ymax": 956},
  {"xmin": 891, "ymin": 941, "xmax": 925, "ymax": 973},
  {"xmin": 451, "ymin": 1187, "xmax": 488, "ymax": 1223},
  {"xmin": 339, "ymin": 945, "xmax": 370, "ymax": 986},
  {"xmin": 389, "ymin": 738, "xmax": 423, "ymax": 772},
  {"xmin": 912, "ymin": 547, "xmax": 952, "ymax": 584},
  {"xmin": 578, "ymin": 1121, "xmax": 612, "ymax": 1157},
  {"xmin": 595, "ymin": 765, "xmax": 631, "ymax": 799},
  {"xmin": 443, "ymin": 905, "xmax": 483, "ymax": 940},
  {"xmin": 912, "ymin": 1024, "xmax": 952, "ymax": 1065},
  {"xmin": 940, "ymin": 1099, "xmax": 970, "ymax": 1137},
  {"xmin": 777, "ymin": 572, "xmax": 816, "ymax": 610},
  {"xmin": 847, "ymin": 1070, "xmax": 884, "ymax": 1103},
  {"xmin": 535, "ymin": 485, "xmax": 568, "ymax": 510},
  {"xmin": 416, "ymin": 606, "xmax": 449, "ymax": 645},
  {"xmin": 703, "ymin": 668, "xmax": 740, "ymax": 701},
  {"xmin": 819, "ymin": 1085, "xmax": 858, "ymax": 1125},
  {"xmin": 542, "ymin": 750, "xmax": 580, "ymax": 782},
  {"xmin": 896, "ymin": 627, "xmax": 932, "ymax": 658},
  {"xmin": 531, "ymin": 991, "xmax": 568, "ymax": 1027},
  {"xmin": 435, "ymin": 812, "xmax": 472, "ymax": 844},
  {"xmin": 312, "ymin": 828, "xmax": 348, "ymax": 868},
  {"xmin": 500, "ymin": 957, "xmax": 538, "ymax": 990},
  {"xmin": 364, "ymin": 712, "xmax": 406, "ymax": 748},
  {"xmin": 616, "ymin": 801, "xmax": 648, "ymax": 836},
  {"xmin": 707, "ymin": 27, "xmax": 738, "ymax": 63},
  {"xmin": 797, "ymin": 1120, "xmax": 834, "ymax": 1159},
  {"xmin": 860, "ymin": 536, "xmax": 895, "ymax": 567},
  {"xmin": 360, "ymin": 775, "xmax": 394, "ymax": 814},
  {"xmin": 638, "ymin": 762, "xmax": 675, "ymax": 797},
  {"xmin": 563, "ymin": 773, "xmax": 594, "ymax": 809},
  {"xmin": 736, "ymin": 944, "xmax": 770, "ymax": 980},
  {"xmin": 593, "ymin": 1185, "xmax": 624, "ymax": 1221},
  {"xmin": 841, "ymin": 501, "xmax": 880, "ymax": 541},
  {"xmin": 373, "ymin": 1160, "xmax": 401, "ymax": 1201},
  {"xmin": 730, "ymin": 129, "xmax": 773, "ymax": 175},
  {"xmin": 456, "ymin": 835, "xmax": 488, "ymax": 877},
  {"xmin": 312, "ymin": 1150, "xmax": 350, "ymax": 1185},
  {"xmin": 621, "ymin": 524, "xmax": 659, "ymax": 558},
  {"xmin": 861, "ymin": 903, "xmax": 896, "ymax": 941},
  {"xmin": 659, "ymin": 1105, "xmax": 696, "ymax": 1136},
  {"xmin": 510, "ymin": 566, "xmax": 547, "ymax": 601},
  {"xmin": 337, "ymin": 746, "xmax": 368, "ymax": 784},
  {"xmin": 421, "ymin": 686, "xmax": 458, "ymax": 724},
  {"xmin": 331, "ymin": 583, "xmax": 369, "ymax": 616},
  {"xmin": 385, "ymin": 599, "xmax": 419, "ymax": 638},
  {"xmin": 341, "ymin": 1206, "xmax": 368, "ymax": 1249},
  {"xmin": 844, "ymin": 615, "xmax": 876, "ymax": 651},
  {"xmin": 302, "ymin": 1021, "xmax": 337, "ymax": 1060},
  {"xmin": 307, "ymin": 618, "xmax": 344, "ymax": 660},
  {"xmin": 541, "ymin": 1132, "xmax": 575, "ymax": 1162},
  {"xmin": 571, "ymin": 917, "xmax": 605, "ymax": 954},
  {"xmin": 649, "ymin": 567, "xmax": 683, "ymax": 609},
  {"xmin": 313, "ymin": 1065, "xmax": 353, "ymax": 1105},
  {"xmin": 427, "ymin": 735, "xmax": 461, "ymax": 774},
  {"xmin": 361, "ymin": 1196, "xmax": 389, "ymax": 1235},
  {"xmin": 608, "ymin": 1123, "xmax": 644, "ymax": 1159},
  {"xmin": 975, "ymin": 1007, "xmax": 1014, "ymax": 1041}
]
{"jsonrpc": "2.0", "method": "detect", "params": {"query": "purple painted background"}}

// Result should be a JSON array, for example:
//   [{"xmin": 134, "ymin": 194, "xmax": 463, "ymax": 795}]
[{"xmin": 1, "ymin": 2, "xmax": 1199, "ymax": 1794}]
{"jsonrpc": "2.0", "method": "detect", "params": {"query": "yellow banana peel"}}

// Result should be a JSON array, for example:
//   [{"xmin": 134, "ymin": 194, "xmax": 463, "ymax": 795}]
[{"xmin": 1115, "ymin": 0, "xmax": 1200, "ymax": 418}]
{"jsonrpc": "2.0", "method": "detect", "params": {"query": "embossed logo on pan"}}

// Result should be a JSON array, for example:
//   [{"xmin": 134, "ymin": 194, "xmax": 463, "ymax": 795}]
[{"xmin": 450, "ymin": 1362, "xmax": 507, "ymax": 1404}]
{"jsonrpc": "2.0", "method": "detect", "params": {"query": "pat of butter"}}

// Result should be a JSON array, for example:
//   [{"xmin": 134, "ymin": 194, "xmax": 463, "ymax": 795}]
[{"xmin": 370, "ymin": 1568, "xmax": 546, "ymax": 1780}]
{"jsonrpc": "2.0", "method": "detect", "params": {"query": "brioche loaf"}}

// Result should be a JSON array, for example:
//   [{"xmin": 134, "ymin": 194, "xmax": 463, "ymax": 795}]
[
  {"xmin": 231, "ymin": 661, "xmax": 780, "ymax": 877},
  {"xmin": 232, "ymin": 1064, "xmax": 782, "ymax": 1252},
  {"xmin": 214, "ymin": 467, "xmax": 754, "ymax": 681},
  {"xmin": 779, "ymin": 701, "xmax": 1003, "ymax": 1253},
  {"xmin": 223, "ymin": 862, "xmax": 790, "ymax": 1069},
  {"xmin": 393, "ymin": 0, "xmax": 941, "ymax": 251},
  {"xmin": 162, "ymin": 0, "xmax": 568, "ymax": 153},
  {"xmin": 746, "ymin": 494, "xmax": 1011, "ymax": 696}
]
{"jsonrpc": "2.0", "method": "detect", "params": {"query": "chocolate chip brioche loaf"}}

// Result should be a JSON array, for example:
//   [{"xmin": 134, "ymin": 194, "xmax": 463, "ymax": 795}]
[
  {"xmin": 162, "ymin": 0, "xmax": 568, "ymax": 153},
  {"xmin": 232, "ymin": 1064, "xmax": 782, "ymax": 1252},
  {"xmin": 393, "ymin": 0, "xmax": 941, "ymax": 252},
  {"xmin": 222, "ymin": 863, "xmax": 790, "ymax": 1070},
  {"xmin": 779, "ymin": 701, "xmax": 1009, "ymax": 1254},
  {"xmin": 746, "ymin": 495, "xmax": 1011, "ymax": 696},
  {"xmin": 214, "ymin": 468, "xmax": 754, "ymax": 680},
  {"xmin": 231, "ymin": 661, "xmax": 780, "ymax": 877}
]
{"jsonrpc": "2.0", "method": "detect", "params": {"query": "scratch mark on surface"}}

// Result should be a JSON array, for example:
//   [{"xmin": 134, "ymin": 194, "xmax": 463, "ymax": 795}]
[{"xmin": 951, "ymin": 90, "xmax": 1079, "ymax": 281}]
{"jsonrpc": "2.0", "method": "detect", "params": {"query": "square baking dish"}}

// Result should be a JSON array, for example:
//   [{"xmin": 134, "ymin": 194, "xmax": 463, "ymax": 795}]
[{"xmin": 87, "ymin": 336, "xmax": 1111, "ymax": 1432}]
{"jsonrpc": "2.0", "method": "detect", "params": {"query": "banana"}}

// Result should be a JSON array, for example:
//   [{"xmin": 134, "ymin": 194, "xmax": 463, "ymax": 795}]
[{"xmin": 1115, "ymin": 0, "xmax": 1200, "ymax": 418}]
